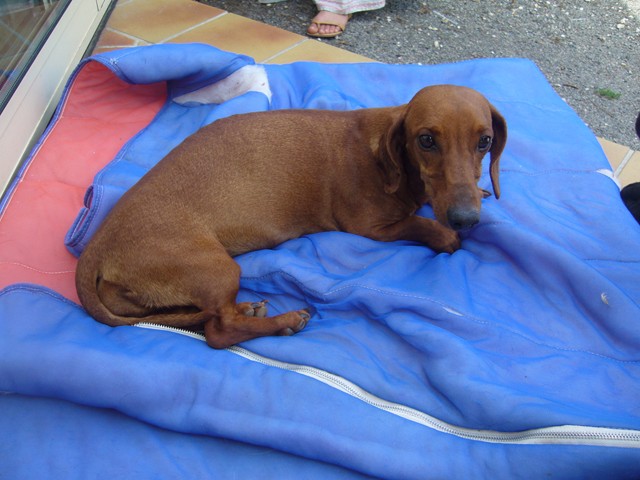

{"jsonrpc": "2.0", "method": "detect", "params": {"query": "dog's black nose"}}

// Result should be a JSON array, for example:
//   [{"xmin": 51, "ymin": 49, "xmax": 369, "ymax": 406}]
[{"xmin": 447, "ymin": 207, "xmax": 480, "ymax": 231}]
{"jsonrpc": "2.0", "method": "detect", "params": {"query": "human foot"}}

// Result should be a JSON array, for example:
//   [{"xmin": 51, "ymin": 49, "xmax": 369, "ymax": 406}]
[{"xmin": 307, "ymin": 11, "xmax": 351, "ymax": 38}]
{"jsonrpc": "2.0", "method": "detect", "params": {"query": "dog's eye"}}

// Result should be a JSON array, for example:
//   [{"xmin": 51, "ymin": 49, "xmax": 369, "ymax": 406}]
[
  {"xmin": 478, "ymin": 135, "xmax": 492, "ymax": 151},
  {"xmin": 418, "ymin": 135, "xmax": 436, "ymax": 150}
]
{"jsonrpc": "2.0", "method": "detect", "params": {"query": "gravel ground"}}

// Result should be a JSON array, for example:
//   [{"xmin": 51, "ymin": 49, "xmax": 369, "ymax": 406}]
[{"xmin": 203, "ymin": 0, "xmax": 640, "ymax": 148}]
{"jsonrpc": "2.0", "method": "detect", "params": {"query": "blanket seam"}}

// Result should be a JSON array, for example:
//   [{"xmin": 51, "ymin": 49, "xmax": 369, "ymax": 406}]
[{"xmin": 0, "ymin": 261, "xmax": 74, "ymax": 275}]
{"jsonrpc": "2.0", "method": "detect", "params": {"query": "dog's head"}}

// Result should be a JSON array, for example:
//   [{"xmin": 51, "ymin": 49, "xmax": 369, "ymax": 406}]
[{"xmin": 380, "ymin": 85, "xmax": 507, "ymax": 231}]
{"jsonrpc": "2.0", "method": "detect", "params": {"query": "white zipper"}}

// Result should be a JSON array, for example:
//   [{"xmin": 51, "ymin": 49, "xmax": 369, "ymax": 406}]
[{"xmin": 136, "ymin": 323, "xmax": 640, "ymax": 449}]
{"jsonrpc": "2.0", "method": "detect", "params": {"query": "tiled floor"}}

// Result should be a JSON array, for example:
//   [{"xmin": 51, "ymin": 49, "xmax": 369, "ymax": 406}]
[
  {"xmin": 94, "ymin": 0, "xmax": 639, "ymax": 187},
  {"xmin": 94, "ymin": 0, "xmax": 371, "ymax": 63}
]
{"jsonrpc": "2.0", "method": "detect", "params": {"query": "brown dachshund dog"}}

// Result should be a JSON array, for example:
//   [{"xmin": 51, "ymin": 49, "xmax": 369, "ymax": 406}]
[{"xmin": 75, "ymin": 85, "xmax": 507, "ymax": 348}]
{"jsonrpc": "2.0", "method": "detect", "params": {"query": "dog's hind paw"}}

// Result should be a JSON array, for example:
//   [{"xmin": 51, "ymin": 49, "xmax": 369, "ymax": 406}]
[
  {"xmin": 298, "ymin": 310, "xmax": 311, "ymax": 329},
  {"xmin": 279, "ymin": 309, "xmax": 311, "ymax": 336},
  {"xmin": 238, "ymin": 300, "xmax": 269, "ymax": 317}
]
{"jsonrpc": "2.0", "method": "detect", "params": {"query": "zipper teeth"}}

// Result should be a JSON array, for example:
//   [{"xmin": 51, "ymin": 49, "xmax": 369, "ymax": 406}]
[
  {"xmin": 136, "ymin": 323, "xmax": 640, "ymax": 447},
  {"xmin": 136, "ymin": 322, "xmax": 207, "ymax": 341}
]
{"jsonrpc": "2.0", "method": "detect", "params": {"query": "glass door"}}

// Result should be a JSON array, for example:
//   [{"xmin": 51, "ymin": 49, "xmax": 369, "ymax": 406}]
[
  {"xmin": 0, "ymin": 1, "xmax": 70, "ymax": 112},
  {"xmin": 0, "ymin": 0, "xmax": 113, "ymax": 198}
]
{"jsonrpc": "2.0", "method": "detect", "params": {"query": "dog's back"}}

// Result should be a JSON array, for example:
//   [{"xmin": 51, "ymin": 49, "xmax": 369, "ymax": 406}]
[{"xmin": 95, "ymin": 109, "xmax": 401, "ymax": 255}]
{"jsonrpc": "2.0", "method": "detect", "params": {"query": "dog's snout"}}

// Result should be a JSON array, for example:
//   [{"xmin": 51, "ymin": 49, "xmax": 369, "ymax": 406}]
[{"xmin": 447, "ymin": 207, "xmax": 480, "ymax": 231}]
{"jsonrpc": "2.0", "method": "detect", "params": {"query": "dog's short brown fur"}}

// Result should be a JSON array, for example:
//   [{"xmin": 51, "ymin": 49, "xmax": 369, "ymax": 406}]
[{"xmin": 76, "ymin": 85, "xmax": 507, "ymax": 348}]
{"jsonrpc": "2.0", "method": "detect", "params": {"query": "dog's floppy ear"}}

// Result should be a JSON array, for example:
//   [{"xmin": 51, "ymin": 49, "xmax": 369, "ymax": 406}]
[
  {"xmin": 378, "ymin": 111, "xmax": 406, "ymax": 194},
  {"xmin": 489, "ymin": 105, "xmax": 507, "ymax": 199}
]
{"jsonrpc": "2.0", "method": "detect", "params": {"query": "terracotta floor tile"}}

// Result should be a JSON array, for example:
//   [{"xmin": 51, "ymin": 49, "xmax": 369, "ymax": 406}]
[
  {"xmin": 618, "ymin": 151, "xmax": 640, "ymax": 187},
  {"xmin": 93, "ymin": 28, "xmax": 140, "ymax": 53},
  {"xmin": 107, "ymin": 0, "xmax": 225, "ymax": 43},
  {"xmin": 598, "ymin": 138, "xmax": 633, "ymax": 172},
  {"xmin": 169, "ymin": 13, "xmax": 304, "ymax": 62},
  {"xmin": 267, "ymin": 39, "xmax": 374, "ymax": 64}
]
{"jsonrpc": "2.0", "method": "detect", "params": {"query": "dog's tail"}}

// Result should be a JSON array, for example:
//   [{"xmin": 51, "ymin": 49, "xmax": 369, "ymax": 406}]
[{"xmin": 75, "ymin": 253, "xmax": 210, "ymax": 329}]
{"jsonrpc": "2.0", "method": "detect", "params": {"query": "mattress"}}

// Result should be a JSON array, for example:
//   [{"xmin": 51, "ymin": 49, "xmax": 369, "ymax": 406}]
[{"xmin": 1, "ymin": 43, "xmax": 639, "ymax": 479}]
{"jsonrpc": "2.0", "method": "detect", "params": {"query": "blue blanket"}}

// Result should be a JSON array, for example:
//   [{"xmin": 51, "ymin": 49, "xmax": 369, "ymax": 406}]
[{"xmin": 2, "ymin": 44, "xmax": 640, "ymax": 479}]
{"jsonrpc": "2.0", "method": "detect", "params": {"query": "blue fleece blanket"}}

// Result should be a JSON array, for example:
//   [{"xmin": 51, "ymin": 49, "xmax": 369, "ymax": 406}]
[{"xmin": 2, "ymin": 44, "xmax": 640, "ymax": 479}]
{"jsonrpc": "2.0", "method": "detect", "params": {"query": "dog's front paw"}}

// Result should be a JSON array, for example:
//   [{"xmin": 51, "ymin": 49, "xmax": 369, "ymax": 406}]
[{"xmin": 430, "ymin": 228, "xmax": 461, "ymax": 254}]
